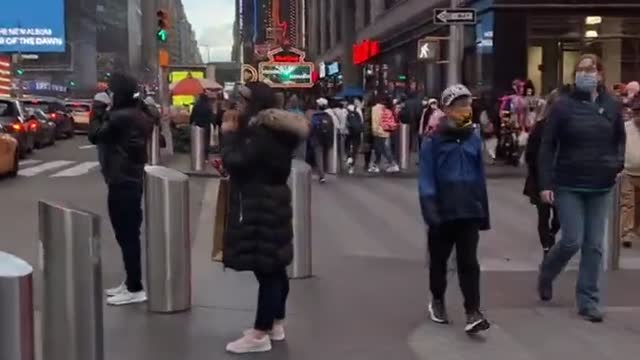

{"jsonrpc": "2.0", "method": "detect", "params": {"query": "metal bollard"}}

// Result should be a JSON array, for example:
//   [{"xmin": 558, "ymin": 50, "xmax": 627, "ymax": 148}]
[
  {"xmin": 38, "ymin": 200, "xmax": 103, "ymax": 360},
  {"xmin": 148, "ymin": 124, "xmax": 161, "ymax": 165},
  {"xmin": 287, "ymin": 160, "xmax": 313, "ymax": 279},
  {"xmin": 604, "ymin": 179, "xmax": 622, "ymax": 271},
  {"xmin": 144, "ymin": 166, "xmax": 191, "ymax": 312},
  {"xmin": 0, "ymin": 251, "xmax": 35, "ymax": 360},
  {"xmin": 326, "ymin": 127, "xmax": 342, "ymax": 175},
  {"xmin": 190, "ymin": 125, "xmax": 207, "ymax": 172},
  {"xmin": 398, "ymin": 124, "xmax": 411, "ymax": 171}
]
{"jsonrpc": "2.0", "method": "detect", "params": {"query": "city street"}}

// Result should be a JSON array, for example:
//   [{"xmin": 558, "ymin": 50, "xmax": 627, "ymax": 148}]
[{"xmin": 1, "ymin": 138, "xmax": 640, "ymax": 359}]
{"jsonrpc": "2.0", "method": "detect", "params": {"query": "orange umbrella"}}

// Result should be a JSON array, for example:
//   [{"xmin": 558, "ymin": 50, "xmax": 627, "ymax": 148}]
[{"xmin": 171, "ymin": 78, "xmax": 223, "ymax": 95}]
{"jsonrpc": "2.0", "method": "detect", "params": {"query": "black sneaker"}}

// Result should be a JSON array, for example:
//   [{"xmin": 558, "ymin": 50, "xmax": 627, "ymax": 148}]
[
  {"xmin": 579, "ymin": 308, "xmax": 604, "ymax": 323},
  {"xmin": 465, "ymin": 311, "xmax": 490, "ymax": 334},
  {"xmin": 537, "ymin": 274, "xmax": 553, "ymax": 302},
  {"xmin": 319, "ymin": 177, "xmax": 326, "ymax": 184},
  {"xmin": 428, "ymin": 300, "xmax": 449, "ymax": 324}
]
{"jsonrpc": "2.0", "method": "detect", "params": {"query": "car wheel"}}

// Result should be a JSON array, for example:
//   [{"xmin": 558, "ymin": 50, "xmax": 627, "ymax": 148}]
[{"xmin": 8, "ymin": 150, "xmax": 19, "ymax": 177}]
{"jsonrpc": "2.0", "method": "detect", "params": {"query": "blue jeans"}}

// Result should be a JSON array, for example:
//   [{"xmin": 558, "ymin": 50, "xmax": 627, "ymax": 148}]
[{"xmin": 539, "ymin": 188, "xmax": 612, "ymax": 311}]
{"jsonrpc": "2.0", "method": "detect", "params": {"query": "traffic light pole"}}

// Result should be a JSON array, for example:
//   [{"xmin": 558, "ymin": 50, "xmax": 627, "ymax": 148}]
[{"xmin": 447, "ymin": 0, "xmax": 463, "ymax": 86}]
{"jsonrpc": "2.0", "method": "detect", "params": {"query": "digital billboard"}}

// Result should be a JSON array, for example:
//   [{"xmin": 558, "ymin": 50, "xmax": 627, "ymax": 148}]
[
  {"xmin": 0, "ymin": 0, "xmax": 66, "ymax": 53},
  {"xmin": 259, "ymin": 63, "xmax": 314, "ymax": 88}
]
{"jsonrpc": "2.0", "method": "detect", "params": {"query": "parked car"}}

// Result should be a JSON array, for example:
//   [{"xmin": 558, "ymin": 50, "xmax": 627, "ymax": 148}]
[
  {"xmin": 0, "ymin": 97, "xmax": 35, "ymax": 157},
  {"xmin": 21, "ymin": 97, "xmax": 74, "ymax": 139},
  {"xmin": 0, "ymin": 125, "xmax": 19, "ymax": 177},
  {"xmin": 65, "ymin": 101, "xmax": 91, "ymax": 132},
  {"xmin": 26, "ymin": 108, "xmax": 57, "ymax": 148}
]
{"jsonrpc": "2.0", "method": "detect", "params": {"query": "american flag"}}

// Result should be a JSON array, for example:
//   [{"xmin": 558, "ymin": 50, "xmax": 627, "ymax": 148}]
[{"xmin": 0, "ymin": 56, "xmax": 11, "ymax": 97}]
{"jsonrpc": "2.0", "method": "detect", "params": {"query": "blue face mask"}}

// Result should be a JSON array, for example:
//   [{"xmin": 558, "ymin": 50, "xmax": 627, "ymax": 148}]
[{"xmin": 575, "ymin": 72, "xmax": 598, "ymax": 92}]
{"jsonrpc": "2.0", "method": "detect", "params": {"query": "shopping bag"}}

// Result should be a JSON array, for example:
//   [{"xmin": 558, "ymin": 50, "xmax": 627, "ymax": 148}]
[{"xmin": 212, "ymin": 178, "xmax": 230, "ymax": 262}]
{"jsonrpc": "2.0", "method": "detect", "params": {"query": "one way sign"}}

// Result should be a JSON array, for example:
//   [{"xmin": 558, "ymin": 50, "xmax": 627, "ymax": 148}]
[{"xmin": 434, "ymin": 8, "xmax": 477, "ymax": 25}]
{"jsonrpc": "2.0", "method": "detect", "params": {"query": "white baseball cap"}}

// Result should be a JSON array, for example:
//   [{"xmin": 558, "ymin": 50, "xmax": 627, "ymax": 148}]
[{"xmin": 316, "ymin": 98, "xmax": 329, "ymax": 106}]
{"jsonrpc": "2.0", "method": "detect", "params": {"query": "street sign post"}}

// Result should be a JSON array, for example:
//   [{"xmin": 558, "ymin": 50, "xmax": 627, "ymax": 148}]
[
  {"xmin": 417, "ymin": 38, "xmax": 440, "ymax": 61},
  {"xmin": 434, "ymin": 8, "xmax": 477, "ymax": 25}
]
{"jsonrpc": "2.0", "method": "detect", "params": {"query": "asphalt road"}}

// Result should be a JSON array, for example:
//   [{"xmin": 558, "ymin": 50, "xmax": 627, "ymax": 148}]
[{"xmin": 1, "ymin": 140, "xmax": 640, "ymax": 360}]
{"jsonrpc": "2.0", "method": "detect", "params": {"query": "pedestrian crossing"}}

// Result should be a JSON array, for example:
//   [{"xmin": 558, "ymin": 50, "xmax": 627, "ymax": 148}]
[{"xmin": 18, "ymin": 160, "xmax": 101, "ymax": 178}]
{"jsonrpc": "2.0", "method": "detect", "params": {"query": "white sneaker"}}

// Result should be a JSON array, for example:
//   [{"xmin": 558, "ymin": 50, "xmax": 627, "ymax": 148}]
[
  {"xmin": 243, "ymin": 324, "xmax": 286, "ymax": 341},
  {"xmin": 105, "ymin": 282, "xmax": 126, "ymax": 297},
  {"xmin": 346, "ymin": 157, "xmax": 354, "ymax": 166},
  {"xmin": 386, "ymin": 164, "xmax": 400, "ymax": 173},
  {"xmin": 226, "ymin": 332, "xmax": 272, "ymax": 354},
  {"xmin": 106, "ymin": 290, "xmax": 147, "ymax": 306},
  {"xmin": 368, "ymin": 165, "xmax": 380, "ymax": 173},
  {"xmin": 348, "ymin": 166, "xmax": 355, "ymax": 175}
]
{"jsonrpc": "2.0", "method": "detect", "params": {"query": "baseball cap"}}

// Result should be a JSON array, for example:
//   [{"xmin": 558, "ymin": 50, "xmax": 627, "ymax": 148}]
[
  {"xmin": 441, "ymin": 84, "xmax": 472, "ymax": 107},
  {"xmin": 316, "ymin": 98, "xmax": 329, "ymax": 107}
]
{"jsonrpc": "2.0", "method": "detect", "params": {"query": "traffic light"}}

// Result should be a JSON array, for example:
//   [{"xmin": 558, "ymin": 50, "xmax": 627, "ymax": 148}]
[
  {"xmin": 157, "ymin": 9, "xmax": 169, "ymax": 42},
  {"xmin": 15, "ymin": 68, "xmax": 24, "ymax": 76},
  {"xmin": 68, "ymin": 80, "xmax": 76, "ymax": 87}
]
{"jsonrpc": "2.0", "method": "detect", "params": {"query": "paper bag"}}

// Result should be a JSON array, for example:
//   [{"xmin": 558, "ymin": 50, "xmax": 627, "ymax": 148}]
[{"xmin": 212, "ymin": 178, "xmax": 230, "ymax": 262}]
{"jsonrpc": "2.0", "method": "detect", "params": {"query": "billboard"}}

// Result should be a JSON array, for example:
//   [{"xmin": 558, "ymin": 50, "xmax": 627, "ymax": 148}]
[
  {"xmin": 259, "ymin": 63, "xmax": 314, "ymax": 88},
  {"xmin": 0, "ymin": 0, "xmax": 66, "ymax": 53}
]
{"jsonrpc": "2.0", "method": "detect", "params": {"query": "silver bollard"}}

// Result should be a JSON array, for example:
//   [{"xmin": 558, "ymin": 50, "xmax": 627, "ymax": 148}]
[
  {"xmin": 38, "ymin": 200, "xmax": 103, "ymax": 360},
  {"xmin": 326, "ymin": 127, "xmax": 342, "ymax": 175},
  {"xmin": 604, "ymin": 179, "xmax": 622, "ymax": 271},
  {"xmin": 144, "ymin": 166, "xmax": 191, "ymax": 312},
  {"xmin": 0, "ymin": 251, "xmax": 35, "ymax": 360},
  {"xmin": 287, "ymin": 160, "xmax": 313, "ymax": 279},
  {"xmin": 398, "ymin": 124, "xmax": 411, "ymax": 171},
  {"xmin": 148, "ymin": 124, "xmax": 161, "ymax": 165},
  {"xmin": 190, "ymin": 125, "xmax": 207, "ymax": 172}
]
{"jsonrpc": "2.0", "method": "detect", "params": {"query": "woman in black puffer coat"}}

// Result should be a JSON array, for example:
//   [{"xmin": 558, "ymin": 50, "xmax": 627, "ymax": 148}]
[{"xmin": 221, "ymin": 82, "xmax": 309, "ymax": 354}]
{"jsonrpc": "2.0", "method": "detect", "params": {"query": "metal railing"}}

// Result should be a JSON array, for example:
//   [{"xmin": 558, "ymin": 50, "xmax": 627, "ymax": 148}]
[
  {"xmin": 39, "ymin": 200, "xmax": 103, "ymax": 360},
  {"xmin": 287, "ymin": 160, "xmax": 313, "ymax": 279},
  {"xmin": 0, "ymin": 251, "xmax": 35, "ymax": 360},
  {"xmin": 144, "ymin": 166, "xmax": 191, "ymax": 312}
]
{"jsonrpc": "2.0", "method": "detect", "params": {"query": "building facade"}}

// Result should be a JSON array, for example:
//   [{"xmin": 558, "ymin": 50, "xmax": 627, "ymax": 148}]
[{"xmin": 307, "ymin": 0, "xmax": 640, "ymax": 97}]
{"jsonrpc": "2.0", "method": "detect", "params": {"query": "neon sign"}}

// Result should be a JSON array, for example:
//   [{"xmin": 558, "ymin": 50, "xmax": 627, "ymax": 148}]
[
  {"xmin": 352, "ymin": 39, "xmax": 380, "ymax": 65},
  {"xmin": 259, "ymin": 46, "xmax": 315, "ymax": 88}
]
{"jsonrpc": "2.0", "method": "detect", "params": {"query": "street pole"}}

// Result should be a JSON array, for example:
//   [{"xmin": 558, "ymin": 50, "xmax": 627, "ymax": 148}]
[{"xmin": 447, "ymin": 0, "xmax": 463, "ymax": 86}]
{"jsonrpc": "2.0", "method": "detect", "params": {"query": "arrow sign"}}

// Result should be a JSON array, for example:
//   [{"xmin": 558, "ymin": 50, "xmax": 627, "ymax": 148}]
[{"xmin": 434, "ymin": 8, "xmax": 477, "ymax": 25}]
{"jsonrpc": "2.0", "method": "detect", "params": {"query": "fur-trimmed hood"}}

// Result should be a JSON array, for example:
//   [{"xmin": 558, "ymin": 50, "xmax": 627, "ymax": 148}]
[{"xmin": 249, "ymin": 109, "xmax": 310, "ymax": 139}]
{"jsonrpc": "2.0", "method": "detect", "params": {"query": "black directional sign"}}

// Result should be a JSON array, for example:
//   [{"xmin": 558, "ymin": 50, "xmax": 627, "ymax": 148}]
[{"xmin": 433, "ymin": 8, "xmax": 477, "ymax": 25}]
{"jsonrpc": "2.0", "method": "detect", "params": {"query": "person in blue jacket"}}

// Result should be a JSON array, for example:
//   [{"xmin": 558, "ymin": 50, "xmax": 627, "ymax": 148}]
[{"xmin": 419, "ymin": 84, "xmax": 491, "ymax": 334}]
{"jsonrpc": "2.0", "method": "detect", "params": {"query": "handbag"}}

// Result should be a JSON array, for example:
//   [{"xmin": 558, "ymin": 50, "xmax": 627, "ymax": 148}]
[{"xmin": 211, "ymin": 178, "xmax": 230, "ymax": 262}]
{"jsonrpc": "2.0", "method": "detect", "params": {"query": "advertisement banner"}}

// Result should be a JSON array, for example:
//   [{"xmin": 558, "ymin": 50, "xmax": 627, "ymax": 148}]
[
  {"xmin": 0, "ymin": 0, "xmax": 66, "ymax": 53},
  {"xmin": 259, "ymin": 63, "xmax": 314, "ymax": 88}
]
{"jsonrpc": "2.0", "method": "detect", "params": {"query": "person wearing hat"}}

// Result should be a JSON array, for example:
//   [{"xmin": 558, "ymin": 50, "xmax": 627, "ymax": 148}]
[
  {"xmin": 419, "ymin": 84, "xmax": 491, "ymax": 334},
  {"xmin": 89, "ymin": 72, "xmax": 155, "ymax": 306}
]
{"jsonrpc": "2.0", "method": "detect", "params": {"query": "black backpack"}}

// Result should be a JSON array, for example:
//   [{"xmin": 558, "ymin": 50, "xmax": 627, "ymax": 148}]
[
  {"xmin": 311, "ymin": 111, "xmax": 334, "ymax": 147},
  {"xmin": 346, "ymin": 110, "xmax": 364, "ymax": 135}
]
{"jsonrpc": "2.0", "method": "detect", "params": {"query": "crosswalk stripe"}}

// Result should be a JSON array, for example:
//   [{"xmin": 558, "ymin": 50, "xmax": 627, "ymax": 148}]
[
  {"xmin": 50, "ymin": 161, "xmax": 100, "ymax": 177},
  {"xmin": 18, "ymin": 160, "xmax": 75, "ymax": 177},
  {"xmin": 19, "ymin": 159, "xmax": 43, "ymax": 167},
  {"xmin": 78, "ymin": 145, "xmax": 96, "ymax": 149}
]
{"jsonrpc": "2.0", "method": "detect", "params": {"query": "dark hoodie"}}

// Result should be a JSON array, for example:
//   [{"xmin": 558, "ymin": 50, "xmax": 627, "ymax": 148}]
[
  {"xmin": 88, "ymin": 73, "xmax": 154, "ymax": 185},
  {"xmin": 222, "ymin": 108, "xmax": 310, "ymax": 273}
]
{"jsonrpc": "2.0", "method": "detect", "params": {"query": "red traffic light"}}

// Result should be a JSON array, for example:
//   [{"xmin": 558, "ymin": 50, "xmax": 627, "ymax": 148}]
[{"xmin": 157, "ymin": 9, "xmax": 169, "ymax": 29}]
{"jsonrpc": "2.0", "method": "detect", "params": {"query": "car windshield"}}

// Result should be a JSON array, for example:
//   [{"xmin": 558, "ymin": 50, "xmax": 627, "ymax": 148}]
[
  {"xmin": 22, "ymin": 101, "xmax": 50, "ymax": 113},
  {"xmin": 0, "ymin": 100, "xmax": 19, "ymax": 118},
  {"xmin": 29, "ymin": 109, "xmax": 49, "ymax": 121}
]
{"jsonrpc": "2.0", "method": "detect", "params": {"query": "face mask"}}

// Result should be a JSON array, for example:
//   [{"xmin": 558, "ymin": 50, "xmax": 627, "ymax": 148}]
[
  {"xmin": 347, "ymin": 104, "xmax": 355, "ymax": 111},
  {"xmin": 575, "ymin": 72, "xmax": 598, "ymax": 92}
]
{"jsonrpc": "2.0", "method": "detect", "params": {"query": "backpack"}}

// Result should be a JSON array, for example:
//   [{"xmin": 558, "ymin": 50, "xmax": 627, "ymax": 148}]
[
  {"xmin": 311, "ymin": 111, "xmax": 334, "ymax": 146},
  {"xmin": 381, "ymin": 109, "xmax": 398, "ymax": 132},
  {"xmin": 346, "ymin": 110, "xmax": 364, "ymax": 135}
]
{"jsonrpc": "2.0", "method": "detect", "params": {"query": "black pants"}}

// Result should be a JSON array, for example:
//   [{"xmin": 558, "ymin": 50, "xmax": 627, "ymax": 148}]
[
  {"xmin": 254, "ymin": 268, "xmax": 290, "ymax": 331},
  {"xmin": 107, "ymin": 182, "xmax": 144, "ymax": 292},
  {"xmin": 344, "ymin": 134, "xmax": 361, "ymax": 163},
  {"xmin": 536, "ymin": 203, "xmax": 560, "ymax": 250},
  {"xmin": 428, "ymin": 220, "xmax": 481, "ymax": 313}
]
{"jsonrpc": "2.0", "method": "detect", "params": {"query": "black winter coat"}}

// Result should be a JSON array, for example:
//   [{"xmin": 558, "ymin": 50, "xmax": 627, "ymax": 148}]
[
  {"xmin": 539, "ymin": 88, "xmax": 625, "ymax": 191},
  {"xmin": 523, "ymin": 119, "xmax": 546, "ymax": 203},
  {"xmin": 222, "ymin": 109, "xmax": 309, "ymax": 273}
]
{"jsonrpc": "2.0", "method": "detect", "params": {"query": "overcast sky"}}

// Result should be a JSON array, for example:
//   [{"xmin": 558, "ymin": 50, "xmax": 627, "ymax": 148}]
[{"xmin": 183, "ymin": 0, "xmax": 235, "ymax": 62}]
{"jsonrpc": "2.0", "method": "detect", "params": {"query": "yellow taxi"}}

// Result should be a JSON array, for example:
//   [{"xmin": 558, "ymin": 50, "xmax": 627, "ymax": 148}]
[
  {"xmin": 0, "ymin": 125, "xmax": 19, "ymax": 177},
  {"xmin": 65, "ymin": 101, "xmax": 92, "ymax": 132}
]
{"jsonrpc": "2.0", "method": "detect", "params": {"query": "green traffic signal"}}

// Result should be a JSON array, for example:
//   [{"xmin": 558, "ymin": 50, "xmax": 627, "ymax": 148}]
[
  {"xmin": 68, "ymin": 80, "xmax": 76, "ymax": 87},
  {"xmin": 15, "ymin": 68, "xmax": 24, "ymax": 76},
  {"xmin": 157, "ymin": 29, "xmax": 168, "ymax": 42}
]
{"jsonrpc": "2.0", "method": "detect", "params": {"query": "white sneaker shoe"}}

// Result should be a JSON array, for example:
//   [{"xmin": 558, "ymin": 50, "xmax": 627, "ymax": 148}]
[
  {"xmin": 226, "ymin": 332, "xmax": 272, "ymax": 354},
  {"xmin": 105, "ymin": 282, "xmax": 126, "ymax": 297},
  {"xmin": 106, "ymin": 290, "xmax": 147, "ymax": 306},
  {"xmin": 386, "ymin": 164, "xmax": 400, "ymax": 173},
  {"xmin": 243, "ymin": 324, "xmax": 285, "ymax": 341},
  {"xmin": 368, "ymin": 165, "xmax": 380, "ymax": 173}
]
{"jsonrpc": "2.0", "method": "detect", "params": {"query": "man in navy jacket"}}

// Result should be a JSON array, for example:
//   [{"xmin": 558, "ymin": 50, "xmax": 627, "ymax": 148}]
[{"xmin": 419, "ymin": 84, "xmax": 491, "ymax": 334}]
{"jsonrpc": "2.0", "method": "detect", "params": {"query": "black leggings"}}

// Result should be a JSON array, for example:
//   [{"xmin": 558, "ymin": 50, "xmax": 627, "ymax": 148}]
[
  {"xmin": 536, "ymin": 203, "xmax": 560, "ymax": 250},
  {"xmin": 254, "ymin": 268, "xmax": 290, "ymax": 331},
  {"xmin": 428, "ymin": 220, "xmax": 481, "ymax": 313}
]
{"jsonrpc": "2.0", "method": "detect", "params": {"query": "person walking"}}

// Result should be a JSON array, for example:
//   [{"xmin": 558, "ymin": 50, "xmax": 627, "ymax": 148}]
[
  {"xmin": 309, "ymin": 98, "xmax": 335, "ymax": 183},
  {"xmin": 419, "ymin": 84, "xmax": 491, "ymax": 334},
  {"xmin": 370, "ymin": 95, "xmax": 400, "ymax": 173},
  {"xmin": 190, "ymin": 93, "xmax": 215, "ymax": 155},
  {"xmin": 537, "ymin": 54, "xmax": 626, "ymax": 322},
  {"xmin": 345, "ymin": 101, "xmax": 364, "ymax": 174},
  {"xmin": 621, "ymin": 102, "xmax": 640, "ymax": 247},
  {"xmin": 88, "ymin": 73, "xmax": 155, "ymax": 306},
  {"xmin": 524, "ymin": 90, "xmax": 561, "ymax": 257},
  {"xmin": 221, "ymin": 82, "xmax": 309, "ymax": 354}
]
